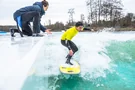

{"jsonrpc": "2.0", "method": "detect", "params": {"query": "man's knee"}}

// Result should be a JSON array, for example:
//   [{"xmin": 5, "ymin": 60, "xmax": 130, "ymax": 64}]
[
  {"xmin": 76, "ymin": 47, "xmax": 78, "ymax": 52},
  {"xmin": 22, "ymin": 30, "xmax": 32, "ymax": 36},
  {"xmin": 75, "ymin": 47, "xmax": 78, "ymax": 52},
  {"xmin": 72, "ymin": 46, "xmax": 78, "ymax": 53},
  {"xmin": 22, "ymin": 24, "xmax": 32, "ymax": 36}
]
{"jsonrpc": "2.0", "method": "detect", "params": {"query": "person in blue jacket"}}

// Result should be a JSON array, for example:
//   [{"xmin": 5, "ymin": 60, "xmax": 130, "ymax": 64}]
[{"xmin": 10, "ymin": 0, "xmax": 51, "ymax": 37}]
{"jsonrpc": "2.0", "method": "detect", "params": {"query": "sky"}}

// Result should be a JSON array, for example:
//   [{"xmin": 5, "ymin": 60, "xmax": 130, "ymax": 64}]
[{"xmin": 0, "ymin": 0, "xmax": 135, "ymax": 25}]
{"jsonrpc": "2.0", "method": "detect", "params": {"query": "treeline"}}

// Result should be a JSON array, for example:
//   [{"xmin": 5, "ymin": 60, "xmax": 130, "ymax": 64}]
[
  {"xmin": 86, "ymin": 0, "xmax": 135, "ymax": 28},
  {"xmin": 0, "ymin": 25, "xmax": 16, "ymax": 32},
  {"xmin": 86, "ymin": 0, "xmax": 122, "ymax": 24},
  {"xmin": 1, "ymin": 14, "xmax": 135, "ymax": 32},
  {"xmin": 46, "ymin": 22, "xmax": 65, "ymax": 31},
  {"xmin": 0, "ymin": 22, "xmax": 91, "ymax": 32},
  {"xmin": 45, "ymin": 21, "xmax": 90, "ymax": 31},
  {"xmin": 90, "ymin": 13, "xmax": 135, "ymax": 28}
]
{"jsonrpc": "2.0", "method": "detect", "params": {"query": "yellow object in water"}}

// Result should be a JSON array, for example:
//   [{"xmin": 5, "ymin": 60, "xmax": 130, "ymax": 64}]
[{"xmin": 59, "ymin": 60, "xmax": 80, "ymax": 74}]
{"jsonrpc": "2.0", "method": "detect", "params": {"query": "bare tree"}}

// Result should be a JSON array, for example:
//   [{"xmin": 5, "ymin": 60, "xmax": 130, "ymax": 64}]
[
  {"xmin": 86, "ymin": 0, "xmax": 95, "ymax": 23},
  {"xmin": 98, "ymin": 0, "xmax": 102, "ymax": 21},
  {"xmin": 48, "ymin": 19, "xmax": 51, "ymax": 25},
  {"xmin": 86, "ymin": 0, "xmax": 123, "ymax": 27},
  {"xmin": 86, "ymin": 0, "xmax": 102, "ymax": 24},
  {"xmin": 80, "ymin": 14, "xmax": 85, "ymax": 23},
  {"xmin": 68, "ymin": 8, "xmax": 75, "ymax": 25}
]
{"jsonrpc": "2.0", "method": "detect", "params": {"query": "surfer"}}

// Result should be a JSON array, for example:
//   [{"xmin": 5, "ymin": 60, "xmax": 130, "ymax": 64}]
[
  {"xmin": 61, "ymin": 21, "xmax": 83, "ymax": 65},
  {"xmin": 10, "ymin": 0, "xmax": 51, "ymax": 37}
]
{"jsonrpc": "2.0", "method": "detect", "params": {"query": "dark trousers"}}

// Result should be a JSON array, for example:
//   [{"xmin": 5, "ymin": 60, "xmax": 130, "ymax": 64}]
[
  {"xmin": 15, "ymin": 11, "xmax": 40, "ymax": 36},
  {"xmin": 61, "ymin": 40, "xmax": 78, "ymax": 59}
]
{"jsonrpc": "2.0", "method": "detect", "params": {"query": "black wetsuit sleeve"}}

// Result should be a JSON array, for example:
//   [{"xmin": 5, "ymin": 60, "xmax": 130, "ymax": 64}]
[{"xmin": 67, "ymin": 40, "xmax": 72, "ymax": 50}]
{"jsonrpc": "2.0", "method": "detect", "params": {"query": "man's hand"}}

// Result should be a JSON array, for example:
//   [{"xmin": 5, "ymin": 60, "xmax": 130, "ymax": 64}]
[
  {"xmin": 69, "ymin": 50, "xmax": 73, "ymax": 56},
  {"xmin": 46, "ymin": 29, "xmax": 52, "ymax": 34}
]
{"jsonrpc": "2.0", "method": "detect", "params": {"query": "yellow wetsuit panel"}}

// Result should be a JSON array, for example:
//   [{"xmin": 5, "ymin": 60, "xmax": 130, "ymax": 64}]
[{"xmin": 61, "ymin": 26, "xmax": 78, "ymax": 40}]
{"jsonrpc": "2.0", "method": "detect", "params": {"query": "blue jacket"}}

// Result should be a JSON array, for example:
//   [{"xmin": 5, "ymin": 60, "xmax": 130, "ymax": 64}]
[{"xmin": 13, "ymin": 2, "xmax": 46, "ymax": 32}]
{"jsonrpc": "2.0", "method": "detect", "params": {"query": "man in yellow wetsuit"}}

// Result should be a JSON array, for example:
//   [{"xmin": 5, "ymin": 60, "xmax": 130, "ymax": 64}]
[{"xmin": 61, "ymin": 21, "xmax": 83, "ymax": 65}]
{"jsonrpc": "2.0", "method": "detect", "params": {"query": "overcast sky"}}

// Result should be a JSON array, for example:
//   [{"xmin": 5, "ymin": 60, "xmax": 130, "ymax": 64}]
[{"xmin": 0, "ymin": 0, "xmax": 134, "ymax": 25}]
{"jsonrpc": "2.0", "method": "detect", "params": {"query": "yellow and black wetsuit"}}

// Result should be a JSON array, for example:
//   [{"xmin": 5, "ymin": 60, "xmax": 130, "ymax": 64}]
[{"xmin": 61, "ymin": 26, "xmax": 78, "ymax": 65}]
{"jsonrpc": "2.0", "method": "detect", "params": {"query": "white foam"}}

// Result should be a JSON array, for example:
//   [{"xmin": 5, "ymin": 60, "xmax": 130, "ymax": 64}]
[
  {"xmin": 36, "ymin": 31, "xmax": 135, "ymax": 79},
  {"xmin": 31, "ymin": 32, "xmax": 112, "ymax": 78}
]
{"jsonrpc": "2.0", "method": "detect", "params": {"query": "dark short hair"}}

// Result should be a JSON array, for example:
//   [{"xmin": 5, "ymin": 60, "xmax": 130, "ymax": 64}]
[
  {"xmin": 42, "ymin": 0, "xmax": 49, "ymax": 7},
  {"xmin": 75, "ymin": 21, "xmax": 83, "ymax": 27}
]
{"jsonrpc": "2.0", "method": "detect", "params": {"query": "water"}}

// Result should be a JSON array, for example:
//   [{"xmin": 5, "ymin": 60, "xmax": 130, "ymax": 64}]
[{"xmin": 21, "ymin": 31, "xmax": 135, "ymax": 90}]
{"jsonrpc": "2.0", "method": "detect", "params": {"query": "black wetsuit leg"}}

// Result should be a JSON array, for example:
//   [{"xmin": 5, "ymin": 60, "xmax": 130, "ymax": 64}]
[{"xmin": 61, "ymin": 40, "xmax": 78, "ymax": 65}]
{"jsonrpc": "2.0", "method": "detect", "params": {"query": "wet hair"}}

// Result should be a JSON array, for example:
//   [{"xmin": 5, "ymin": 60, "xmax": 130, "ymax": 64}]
[
  {"xmin": 75, "ymin": 21, "xmax": 83, "ymax": 27},
  {"xmin": 42, "ymin": 0, "xmax": 49, "ymax": 7}
]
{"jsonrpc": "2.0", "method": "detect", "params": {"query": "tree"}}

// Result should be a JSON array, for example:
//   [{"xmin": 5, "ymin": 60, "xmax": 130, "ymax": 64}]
[
  {"xmin": 80, "ymin": 14, "xmax": 85, "ymax": 23},
  {"xmin": 86, "ymin": 0, "xmax": 123, "ymax": 27}
]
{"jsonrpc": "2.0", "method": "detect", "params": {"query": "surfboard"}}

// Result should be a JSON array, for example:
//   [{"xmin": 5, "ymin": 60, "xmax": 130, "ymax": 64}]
[{"xmin": 59, "ymin": 60, "xmax": 80, "ymax": 75}]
